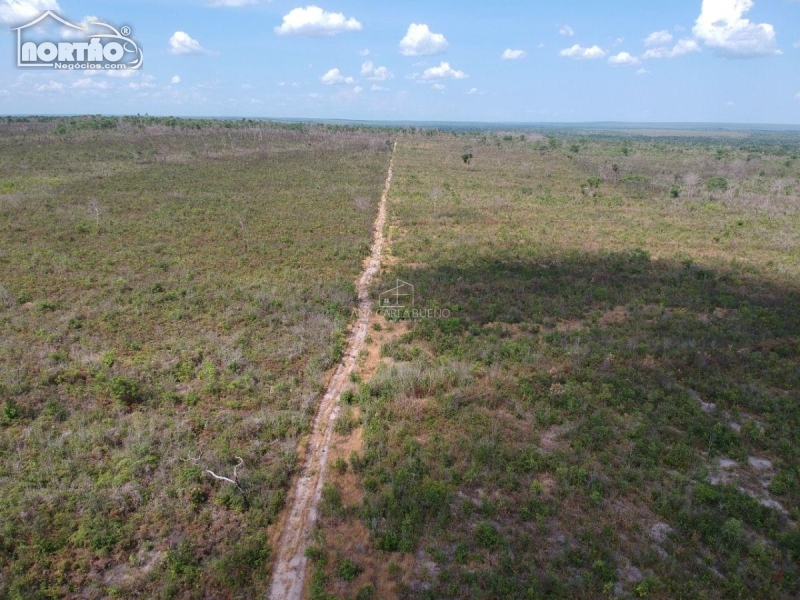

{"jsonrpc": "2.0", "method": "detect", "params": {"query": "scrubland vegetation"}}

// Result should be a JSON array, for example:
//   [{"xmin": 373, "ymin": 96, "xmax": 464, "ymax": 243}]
[
  {"xmin": 0, "ymin": 117, "xmax": 391, "ymax": 598},
  {"xmin": 311, "ymin": 131, "xmax": 800, "ymax": 599},
  {"xmin": 2, "ymin": 118, "xmax": 799, "ymax": 599}
]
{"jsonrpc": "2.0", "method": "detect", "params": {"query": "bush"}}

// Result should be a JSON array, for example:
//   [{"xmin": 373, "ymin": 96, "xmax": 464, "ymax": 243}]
[
  {"xmin": 475, "ymin": 522, "xmax": 501, "ymax": 549},
  {"xmin": 706, "ymin": 177, "xmax": 729, "ymax": 191},
  {"xmin": 1, "ymin": 399, "xmax": 20, "ymax": 424},
  {"xmin": 332, "ymin": 457, "xmax": 348, "ymax": 474},
  {"xmin": 109, "ymin": 376, "xmax": 144, "ymax": 406},
  {"xmin": 336, "ymin": 556, "xmax": 361, "ymax": 581},
  {"xmin": 355, "ymin": 584, "xmax": 375, "ymax": 600}
]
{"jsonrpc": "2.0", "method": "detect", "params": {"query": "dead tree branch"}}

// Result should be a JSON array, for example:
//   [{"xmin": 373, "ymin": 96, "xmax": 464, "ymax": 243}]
[{"xmin": 182, "ymin": 456, "xmax": 244, "ymax": 492}]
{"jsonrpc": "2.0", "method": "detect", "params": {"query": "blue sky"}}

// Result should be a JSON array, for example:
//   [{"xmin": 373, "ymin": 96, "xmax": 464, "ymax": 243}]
[{"xmin": 1, "ymin": 0, "xmax": 799, "ymax": 123}]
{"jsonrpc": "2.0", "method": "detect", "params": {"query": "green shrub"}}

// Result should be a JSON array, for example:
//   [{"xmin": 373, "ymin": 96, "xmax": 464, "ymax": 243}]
[
  {"xmin": 108, "ymin": 376, "xmax": 144, "ymax": 406},
  {"xmin": 474, "ymin": 522, "xmax": 501, "ymax": 549},
  {"xmin": 706, "ymin": 177, "xmax": 729, "ymax": 191},
  {"xmin": 335, "ymin": 556, "xmax": 361, "ymax": 581},
  {"xmin": 355, "ymin": 584, "xmax": 375, "ymax": 600},
  {"xmin": 1, "ymin": 399, "xmax": 20, "ymax": 423}
]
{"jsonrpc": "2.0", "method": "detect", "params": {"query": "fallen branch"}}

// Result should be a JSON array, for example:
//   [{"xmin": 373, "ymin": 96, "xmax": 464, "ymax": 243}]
[{"xmin": 182, "ymin": 456, "xmax": 244, "ymax": 492}]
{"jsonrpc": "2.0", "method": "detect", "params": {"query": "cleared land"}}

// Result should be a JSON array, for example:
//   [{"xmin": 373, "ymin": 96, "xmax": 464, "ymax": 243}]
[
  {"xmin": 308, "ymin": 131, "xmax": 800, "ymax": 599},
  {"xmin": 0, "ymin": 117, "xmax": 391, "ymax": 599}
]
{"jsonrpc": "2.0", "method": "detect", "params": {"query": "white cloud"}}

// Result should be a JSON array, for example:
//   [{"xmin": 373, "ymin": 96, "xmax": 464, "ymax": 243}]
[
  {"xmin": 559, "ymin": 44, "xmax": 607, "ymax": 59},
  {"xmin": 643, "ymin": 39, "xmax": 701, "ymax": 59},
  {"xmin": 171, "ymin": 75, "xmax": 181, "ymax": 84},
  {"xmin": 399, "ymin": 23, "xmax": 449, "ymax": 56},
  {"xmin": 104, "ymin": 69, "xmax": 137, "ymax": 78},
  {"xmin": 636, "ymin": 68, "xmax": 650, "ymax": 75},
  {"xmin": 274, "ymin": 5, "xmax": 362, "ymax": 37},
  {"xmin": 431, "ymin": 83, "xmax": 445, "ymax": 91},
  {"xmin": 358, "ymin": 48, "xmax": 370, "ymax": 56},
  {"xmin": 608, "ymin": 51, "xmax": 640, "ymax": 66},
  {"xmin": 502, "ymin": 48, "xmax": 527, "ymax": 60},
  {"xmin": 169, "ymin": 31, "xmax": 205, "ymax": 55},
  {"xmin": 468, "ymin": 87, "xmax": 479, "ymax": 95},
  {"xmin": 559, "ymin": 25, "xmax": 574, "ymax": 37},
  {"xmin": 421, "ymin": 61, "xmax": 467, "ymax": 80},
  {"xmin": 693, "ymin": 0, "xmax": 779, "ymax": 57},
  {"xmin": 73, "ymin": 77, "xmax": 108, "ymax": 89},
  {"xmin": 60, "ymin": 15, "xmax": 100, "ymax": 40},
  {"xmin": 35, "ymin": 81, "xmax": 63, "ymax": 92},
  {"xmin": 361, "ymin": 61, "xmax": 393, "ymax": 81},
  {"xmin": 320, "ymin": 68, "xmax": 355, "ymax": 85},
  {"xmin": 353, "ymin": 85, "xmax": 363, "ymax": 94},
  {"xmin": 0, "ymin": 0, "xmax": 60, "ymax": 24},
  {"xmin": 128, "ymin": 75, "xmax": 155, "ymax": 90},
  {"xmin": 645, "ymin": 30, "xmax": 674, "ymax": 47},
  {"xmin": 370, "ymin": 84, "xmax": 389, "ymax": 91}
]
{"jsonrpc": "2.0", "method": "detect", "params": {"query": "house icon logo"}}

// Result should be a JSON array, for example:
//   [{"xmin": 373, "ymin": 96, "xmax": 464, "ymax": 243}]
[
  {"xmin": 379, "ymin": 279, "xmax": 414, "ymax": 310},
  {"xmin": 12, "ymin": 10, "xmax": 143, "ymax": 71}
]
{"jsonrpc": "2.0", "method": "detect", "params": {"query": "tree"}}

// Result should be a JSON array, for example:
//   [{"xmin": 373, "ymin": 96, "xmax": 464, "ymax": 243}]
[
  {"xmin": 87, "ymin": 200, "xmax": 104, "ymax": 234},
  {"xmin": 462, "ymin": 153, "xmax": 473, "ymax": 165}
]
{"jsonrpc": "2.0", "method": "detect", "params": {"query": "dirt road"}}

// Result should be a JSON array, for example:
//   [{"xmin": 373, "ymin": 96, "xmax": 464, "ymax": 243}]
[{"xmin": 268, "ymin": 142, "xmax": 396, "ymax": 600}]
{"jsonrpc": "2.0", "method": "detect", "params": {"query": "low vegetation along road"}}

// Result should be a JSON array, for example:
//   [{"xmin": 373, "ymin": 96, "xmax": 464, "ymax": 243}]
[{"xmin": 268, "ymin": 142, "xmax": 396, "ymax": 600}]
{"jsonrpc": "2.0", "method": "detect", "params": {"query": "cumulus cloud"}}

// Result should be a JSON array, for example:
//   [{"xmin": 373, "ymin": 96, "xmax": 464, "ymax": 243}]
[
  {"xmin": 421, "ymin": 61, "xmax": 467, "ymax": 80},
  {"xmin": 608, "ymin": 51, "xmax": 640, "ymax": 66},
  {"xmin": 0, "ymin": 0, "xmax": 60, "ymax": 24},
  {"xmin": 169, "ymin": 31, "xmax": 205, "ymax": 55},
  {"xmin": 358, "ymin": 48, "xmax": 370, "ymax": 56},
  {"xmin": 320, "ymin": 68, "xmax": 355, "ymax": 85},
  {"xmin": 468, "ymin": 87, "xmax": 479, "ymax": 95},
  {"xmin": 171, "ymin": 75, "xmax": 181, "ymax": 84},
  {"xmin": 643, "ymin": 39, "xmax": 701, "ymax": 59},
  {"xmin": 399, "ymin": 23, "xmax": 449, "ymax": 56},
  {"xmin": 371, "ymin": 84, "xmax": 389, "ymax": 92},
  {"xmin": 274, "ymin": 5, "xmax": 362, "ymax": 37},
  {"xmin": 645, "ymin": 30, "xmax": 674, "ymax": 47},
  {"xmin": 502, "ymin": 49, "xmax": 527, "ymax": 60},
  {"xmin": 559, "ymin": 25, "xmax": 574, "ymax": 37},
  {"xmin": 361, "ymin": 61, "xmax": 393, "ymax": 81},
  {"xmin": 353, "ymin": 86, "xmax": 363, "ymax": 94},
  {"xmin": 73, "ymin": 77, "xmax": 108, "ymax": 89},
  {"xmin": 693, "ymin": 0, "xmax": 779, "ymax": 57},
  {"xmin": 35, "ymin": 81, "xmax": 63, "ymax": 92},
  {"xmin": 559, "ymin": 44, "xmax": 606, "ymax": 59}
]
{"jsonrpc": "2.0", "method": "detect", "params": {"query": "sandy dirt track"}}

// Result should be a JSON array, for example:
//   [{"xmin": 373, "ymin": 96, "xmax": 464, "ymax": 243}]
[{"xmin": 268, "ymin": 142, "xmax": 396, "ymax": 600}]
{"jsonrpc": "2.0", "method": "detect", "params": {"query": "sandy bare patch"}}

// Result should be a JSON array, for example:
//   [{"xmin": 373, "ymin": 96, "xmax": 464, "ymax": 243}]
[{"xmin": 600, "ymin": 306, "xmax": 628, "ymax": 327}]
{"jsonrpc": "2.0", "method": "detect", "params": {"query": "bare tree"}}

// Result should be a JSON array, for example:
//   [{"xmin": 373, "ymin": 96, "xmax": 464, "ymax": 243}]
[
  {"xmin": 429, "ymin": 187, "xmax": 442, "ymax": 216},
  {"xmin": 236, "ymin": 215, "xmax": 249, "ymax": 253},
  {"xmin": 87, "ymin": 200, "xmax": 104, "ymax": 233},
  {"xmin": 684, "ymin": 172, "xmax": 701, "ymax": 198}
]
